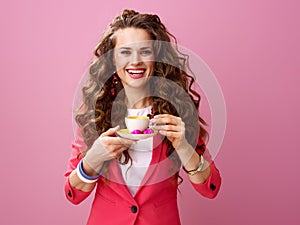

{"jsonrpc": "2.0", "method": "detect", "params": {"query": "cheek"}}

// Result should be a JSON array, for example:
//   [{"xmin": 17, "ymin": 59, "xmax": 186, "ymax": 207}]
[{"xmin": 114, "ymin": 56, "xmax": 129, "ymax": 70}]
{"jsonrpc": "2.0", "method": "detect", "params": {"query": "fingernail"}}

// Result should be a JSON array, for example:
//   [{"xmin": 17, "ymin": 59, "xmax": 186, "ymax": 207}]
[{"xmin": 150, "ymin": 118, "xmax": 156, "ymax": 124}]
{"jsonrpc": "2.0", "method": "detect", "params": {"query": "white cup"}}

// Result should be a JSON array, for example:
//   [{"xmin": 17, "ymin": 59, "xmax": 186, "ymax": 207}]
[{"xmin": 125, "ymin": 116, "xmax": 150, "ymax": 132}]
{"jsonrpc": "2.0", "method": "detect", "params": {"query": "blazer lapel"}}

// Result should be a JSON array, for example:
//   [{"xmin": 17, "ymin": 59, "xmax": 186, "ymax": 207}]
[
  {"xmin": 135, "ymin": 134, "xmax": 176, "ymax": 195},
  {"xmin": 107, "ymin": 160, "xmax": 134, "ymax": 201},
  {"xmin": 138, "ymin": 134, "xmax": 164, "ymax": 187}
]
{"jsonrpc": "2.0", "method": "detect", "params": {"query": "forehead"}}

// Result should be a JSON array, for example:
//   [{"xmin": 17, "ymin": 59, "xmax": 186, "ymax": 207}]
[{"xmin": 114, "ymin": 27, "xmax": 153, "ymax": 48}]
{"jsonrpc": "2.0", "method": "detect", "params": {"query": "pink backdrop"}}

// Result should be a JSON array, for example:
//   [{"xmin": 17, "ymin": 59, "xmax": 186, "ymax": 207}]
[{"xmin": 1, "ymin": 0, "xmax": 299, "ymax": 224}]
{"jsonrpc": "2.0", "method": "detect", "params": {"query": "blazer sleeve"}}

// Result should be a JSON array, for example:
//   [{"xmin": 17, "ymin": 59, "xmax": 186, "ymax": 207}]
[
  {"xmin": 64, "ymin": 127, "xmax": 93, "ymax": 205},
  {"xmin": 189, "ymin": 136, "xmax": 222, "ymax": 199}
]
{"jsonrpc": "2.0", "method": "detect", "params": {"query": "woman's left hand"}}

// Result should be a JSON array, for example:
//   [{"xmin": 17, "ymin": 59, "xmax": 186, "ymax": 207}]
[{"xmin": 151, "ymin": 114, "xmax": 187, "ymax": 149}]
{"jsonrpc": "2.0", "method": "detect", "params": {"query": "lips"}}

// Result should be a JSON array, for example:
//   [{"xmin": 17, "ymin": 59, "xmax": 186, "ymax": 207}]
[{"xmin": 126, "ymin": 68, "xmax": 146, "ymax": 79}]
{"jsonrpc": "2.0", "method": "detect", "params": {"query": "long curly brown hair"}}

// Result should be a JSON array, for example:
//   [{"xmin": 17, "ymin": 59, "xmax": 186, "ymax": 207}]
[{"xmin": 75, "ymin": 9, "xmax": 208, "ymax": 176}]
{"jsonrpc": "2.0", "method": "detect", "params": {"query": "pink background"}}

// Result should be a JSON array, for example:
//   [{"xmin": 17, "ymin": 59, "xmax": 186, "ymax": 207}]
[{"xmin": 1, "ymin": 0, "xmax": 299, "ymax": 224}]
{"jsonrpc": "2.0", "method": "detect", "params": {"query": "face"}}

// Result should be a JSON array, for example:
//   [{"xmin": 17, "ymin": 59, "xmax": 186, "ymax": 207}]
[{"xmin": 113, "ymin": 28, "xmax": 155, "ymax": 88}]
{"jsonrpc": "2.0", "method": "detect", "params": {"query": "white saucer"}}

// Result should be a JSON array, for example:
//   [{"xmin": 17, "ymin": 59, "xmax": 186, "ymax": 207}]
[{"xmin": 116, "ymin": 129, "xmax": 158, "ymax": 140}]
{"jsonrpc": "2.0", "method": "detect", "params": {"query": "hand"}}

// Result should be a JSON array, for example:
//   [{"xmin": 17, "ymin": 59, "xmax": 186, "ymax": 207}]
[
  {"xmin": 83, "ymin": 126, "xmax": 136, "ymax": 174},
  {"xmin": 151, "ymin": 114, "xmax": 187, "ymax": 149}
]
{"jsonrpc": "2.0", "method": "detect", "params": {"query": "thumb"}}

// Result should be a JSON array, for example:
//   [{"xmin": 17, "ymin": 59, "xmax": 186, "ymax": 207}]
[{"xmin": 103, "ymin": 125, "xmax": 120, "ymax": 136}]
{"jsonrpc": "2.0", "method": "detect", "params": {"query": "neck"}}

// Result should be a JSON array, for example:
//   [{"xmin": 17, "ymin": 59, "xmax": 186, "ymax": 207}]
[{"xmin": 124, "ymin": 85, "xmax": 152, "ymax": 109}]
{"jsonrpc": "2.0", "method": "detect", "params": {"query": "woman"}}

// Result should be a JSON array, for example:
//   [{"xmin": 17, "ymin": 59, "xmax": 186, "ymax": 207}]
[{"xmin": 64, "ymin": 9, "xmax": 221, "ymax": 225}]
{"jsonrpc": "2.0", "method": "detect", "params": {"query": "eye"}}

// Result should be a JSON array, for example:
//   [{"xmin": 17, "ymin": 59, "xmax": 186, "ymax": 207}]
[
  {"xmin": 140, "ymin": 49, "xmax": 153, "ymax": 56},
  {"xmin": 120, "ymin": 50, "xmax": 131, "ymax": 55}
]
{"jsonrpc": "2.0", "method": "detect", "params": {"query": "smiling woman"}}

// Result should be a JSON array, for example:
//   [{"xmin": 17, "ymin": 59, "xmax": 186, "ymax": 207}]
[
  {"xmin": 113, "ymin": 28, "xmax": 155, "ymax": 90},
  {"xmin": 64, "ymin": 9, "xmax": 221, "ymax": 225}
]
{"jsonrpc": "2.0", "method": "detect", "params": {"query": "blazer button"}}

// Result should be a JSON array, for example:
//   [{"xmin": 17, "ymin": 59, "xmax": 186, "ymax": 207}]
[
  {"xmin": 68, "ymin": 190, "xmax": 72, "ymax": 197},
  {"xmin": 210, "ymin": 183, "xmax": 216, "ymax": 191},
  {"xmin": 131, "ymin": 205, "xmax": 138, "ymax": 213}
]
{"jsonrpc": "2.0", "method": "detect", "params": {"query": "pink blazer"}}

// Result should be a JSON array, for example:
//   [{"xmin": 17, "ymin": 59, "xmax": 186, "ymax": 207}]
[{"xmin": 64, "ymin": 132, "xmax": 221, "ymax": 225}]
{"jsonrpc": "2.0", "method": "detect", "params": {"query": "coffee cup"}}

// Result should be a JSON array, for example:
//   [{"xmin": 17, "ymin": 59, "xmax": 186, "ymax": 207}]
[{"xmin": 125, "ymin": 116, "xmax": 150, "ymax": 132}]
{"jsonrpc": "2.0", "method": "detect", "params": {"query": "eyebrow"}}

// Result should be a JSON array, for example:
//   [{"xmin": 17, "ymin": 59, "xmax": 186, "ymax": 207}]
[
  {"xmin": 119, "ymin": 47, "xmax": 131, "ymax": 50},
  {"xmin": 118, "ymin": 46, "xmax": 152, "ymax": 50},
  {"xmin": 140, "ymin": 47, "xmax": 152, "ymax": 50}
]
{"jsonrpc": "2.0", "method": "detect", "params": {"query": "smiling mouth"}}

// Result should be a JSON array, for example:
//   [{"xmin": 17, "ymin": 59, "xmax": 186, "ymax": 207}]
[{"xmin": 126, "ymin": 69, "xmax": 146, "ymax": 79}]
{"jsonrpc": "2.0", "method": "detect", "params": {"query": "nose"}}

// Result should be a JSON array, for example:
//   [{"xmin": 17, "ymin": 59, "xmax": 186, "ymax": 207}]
[{"xmin": 130, "ymin": 52, "xmax": 142, "ymax": 65}]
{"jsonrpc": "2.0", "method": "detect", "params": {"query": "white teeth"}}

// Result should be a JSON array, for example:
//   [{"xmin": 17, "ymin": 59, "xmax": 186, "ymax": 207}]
[{"xmin": 127, "ymin": 69, "xmax": 145, "ymax": 74}]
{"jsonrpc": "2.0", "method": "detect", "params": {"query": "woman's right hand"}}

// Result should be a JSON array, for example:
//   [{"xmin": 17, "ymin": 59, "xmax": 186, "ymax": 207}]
[{"xmin": 83, "ymin": 126, "xmax": 136, "ymax": 175}]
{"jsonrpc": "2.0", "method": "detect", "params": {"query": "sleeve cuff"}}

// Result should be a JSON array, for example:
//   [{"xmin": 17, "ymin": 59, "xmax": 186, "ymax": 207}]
[
  {"xmin": 190, "ymin": 162, "xmax": 222, "ymax": 199},
  {"xmin": 64, "ymin": 177, "xmax": 93, "ymax": 205}
]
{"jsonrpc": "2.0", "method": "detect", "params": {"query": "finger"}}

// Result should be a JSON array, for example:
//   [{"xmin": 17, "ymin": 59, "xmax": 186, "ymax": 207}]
[
  {"xmin": 112, "ymin": 146, "xmax": 129, "ymax": 159},
  {"xmin": 102, "ymin": 136, "xmax": 136, "ymax": 147},
  {"xmin": 101, "ymin": 125, "xmax": 120, "ymax": 137},
  {"xmin": 116, "ymin": 136, "xmax": 137, "ymax": 146},
  {"xmin": 153, "ymin": 114, "xmax": 175, "ymax": 118},
  {"xmin": 103, "ymin": 143, "xmax": 133, "ymax": 154},
  {"xmin": 152, "ymin": 115, "xmax": 180, "ymax": 125},
  {"xmin": 117, "ymin": 146, "xmax": 130, "ymax": 154},
  {"xmin": 103, "ymin": 145, "xmax": 129, "ymax": 159},
  {"xmin": 153, "ymin": 124, "xmax": 181, "ymax": 132},
  {"xmin": 154, "ymin": 114, "xmax": 179, "ymax": 120},
  {"xmin": 158, "ymin": 130, "xmax": 182, "ymax": 138}
]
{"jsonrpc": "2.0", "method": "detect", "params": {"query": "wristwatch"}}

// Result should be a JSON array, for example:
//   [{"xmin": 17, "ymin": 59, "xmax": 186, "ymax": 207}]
[{"xmin": 182, "ymin": 154, "xmax": 205, "ymax": 176}]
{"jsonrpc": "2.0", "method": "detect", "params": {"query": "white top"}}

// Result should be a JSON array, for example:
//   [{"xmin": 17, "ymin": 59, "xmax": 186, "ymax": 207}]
[{"xmin": 119, "ymin": 106, "xmax": 153, "ymax": 196}]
